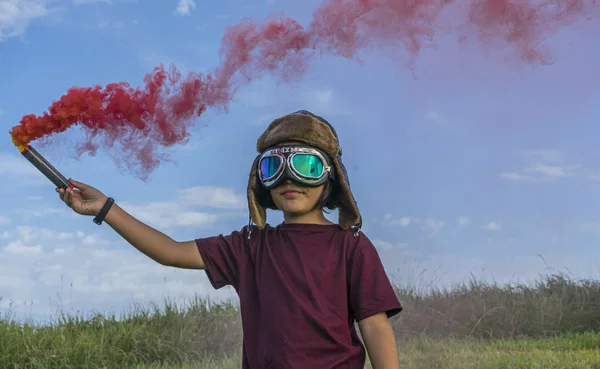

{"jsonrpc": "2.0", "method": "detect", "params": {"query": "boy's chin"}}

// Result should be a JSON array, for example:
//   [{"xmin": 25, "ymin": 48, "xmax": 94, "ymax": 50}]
[
  {"xmin": 279, "ymin": 205, "xmax": 316, "ymax": 217},
  {"xmin": 280, "ymin": 206, "xmax": 308, "ymax": 215}
]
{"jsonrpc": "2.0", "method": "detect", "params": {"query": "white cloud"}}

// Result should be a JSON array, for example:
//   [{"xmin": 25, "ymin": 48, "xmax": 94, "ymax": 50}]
[
  {"xmin": 5, "ymin": 240, "xmax": 43, "ymax": 254},
  {"xmin": 501, "ymin": 163, "xmax": 579, "ymax": 182},
  {"xmin": 0, "ymin": 0, "xmax": 47, "ymax": 41},
  {"xmin": 177, "ymin": 186, "xmax": 246, "ymax": 209},
  {"xmin": 72, "ymin": 0, "xmax": 134, "ymax": 4},
  {"xmin": 300, "ymin": 88, "xmax": 352, "ymax": 117},
  {"xmin": 0, "ymin": 215, "xmax": 10, "ymax": 226},
  {"xmin": 372, "ymin": 239, "xmax": 409, "ymax": 251},
  {"xmin": 383, "ymin": 214, "xmax": 447, "ymax": 236},
  {"xmin": 235, "ymin": 80, "xmax": 351, "ymax": 120},
  {"xmin": 373, "ymin": 239, "xmax": 393, "ymax": 250},
  {"xmin": 420, "ymin": 217, "xmax": 445, "ymax": 237},
  {"xmin": 0, "ymin": 152, "xmax": 48, "ymax": 185},
  {"xmin": 118, "ymin": 185, "xmax": 247, "ymax": 231},
  {"xmin": 500, "ymin": 149, "xmax": 588, "ymax": 183},
  {"xmin": 15, "ymin": 207, "xmax": 68, "ymax": 220},
  {"xmin": 0, "ymin": 225, "xmax": 236, "ymax": 321},
  {"xmin": 174, "ymin": 0, "xmax": 195, "ymax": 15},
  {"xmin": 457, "ymin": 216, "xmax": 471, "ymax": 227},
  {"xmin": 522, "ymin": 149, "xmax": 563, "ymax": 163},
  {"xmin": 385, "ymin": 214, "xmax": 483, "ymax": 235},
  {"xmin": 585, "ymin": 172, "xmax": 600, "ymax": 182},
  {"xmin": 3, "ymin": 226, "xmax": 79, "ymax": 256},
  {"xmin": 500, "ymin": 171, "xmax": 538, "ymax": 182},
  {"xmin": 16, "ymin": 225, "xmax": 75, "ymax": 242},
  {"xmin": 383, "ymin": 213, "xmax": 411, "ymax": 227},
  {"xmin": 528, "ymin": 163, "xmax": 572, "ymax": 178},
  {"xmin": 424, "ymin": 110, "xmax": 445, "ymax": 125},
  {"xmin": 124, "ymin": 201, "xmax": 219, "ymax": 230},
  {"xmin": 71, "ymin": 0, "xmax": 110, "ymax": 4},
  {"xmin": 579, "ymin": 222, "xmax": 600, "ymax": 234},
  {"xmin": 313, "ymin": 89, "xmax": 333, "ymax": 106},
  {"xmin": 398, "ymin": 217, "xmax": 411, "ymax": 227},
  {"xmin": 0, "ymin": 186, "xmax": 241, "ymax": 319},
  {"xmin": 481, "ymin": 221, "xmax": 501, "ymax": 231},
  {"xmin": 72, "ymin": 0, "xmax": 111, "ymax": 4}
]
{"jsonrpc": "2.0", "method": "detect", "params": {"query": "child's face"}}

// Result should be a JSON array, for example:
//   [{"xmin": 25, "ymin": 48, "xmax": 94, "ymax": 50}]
[{"xmin": 269, "ymin": 180, "xmax": 324, "ymax": 218}]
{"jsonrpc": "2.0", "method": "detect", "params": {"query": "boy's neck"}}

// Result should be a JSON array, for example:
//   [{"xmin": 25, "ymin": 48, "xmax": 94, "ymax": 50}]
[{"xmin": 283, "ymin": 209, "xmax": 334, "ymax": 225}]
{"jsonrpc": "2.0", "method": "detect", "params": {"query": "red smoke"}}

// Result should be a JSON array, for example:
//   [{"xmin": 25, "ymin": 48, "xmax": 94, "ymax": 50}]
[{"xmin": 8, "ymin": 0, "xmax": 597, "ymax": 179}]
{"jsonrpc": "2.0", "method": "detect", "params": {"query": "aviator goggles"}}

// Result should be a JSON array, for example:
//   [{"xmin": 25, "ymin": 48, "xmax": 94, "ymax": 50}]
[{"xmin": 257, "ymin": 145, "xmax": 333, "ymax": 189}]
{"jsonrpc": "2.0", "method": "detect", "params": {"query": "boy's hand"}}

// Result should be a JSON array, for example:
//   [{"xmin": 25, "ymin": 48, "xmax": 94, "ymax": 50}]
[{"xmin": 56, "ymin": 179, "xmax": 108, "ymax": 216}]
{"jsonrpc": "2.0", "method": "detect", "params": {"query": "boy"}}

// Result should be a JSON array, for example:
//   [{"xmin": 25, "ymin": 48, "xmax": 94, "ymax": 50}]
[{"xmin": 57, "ymin": 110, "xmax": 403, "ymax": 368}]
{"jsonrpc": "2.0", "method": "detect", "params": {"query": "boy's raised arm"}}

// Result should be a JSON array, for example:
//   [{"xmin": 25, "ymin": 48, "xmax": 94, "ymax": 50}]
[
  {"xmin": 104, "ymin": 203, "xmax": 205, "ymax": 269},
  {"xmin": 57, "ymin": 179, "xmax": 206, "ymax": 270}
]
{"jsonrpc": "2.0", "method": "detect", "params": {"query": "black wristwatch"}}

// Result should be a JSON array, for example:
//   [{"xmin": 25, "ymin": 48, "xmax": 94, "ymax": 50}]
[{"xmin": 93, "ymin": 197, "xmax": 115, "ymax": 225}]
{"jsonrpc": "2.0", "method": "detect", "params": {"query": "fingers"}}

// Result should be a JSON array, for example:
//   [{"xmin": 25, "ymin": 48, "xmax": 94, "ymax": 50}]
[
  {"xmin": 69, "ymin": 178, "xmax": 89, "ymax": 190},
  {"xmin": 56, "ymin": 186, "xmax": 76, "ymax": 209},
  {"xmin": 63, "ymin": 187, "xmax": 72, "ymax": 207}
]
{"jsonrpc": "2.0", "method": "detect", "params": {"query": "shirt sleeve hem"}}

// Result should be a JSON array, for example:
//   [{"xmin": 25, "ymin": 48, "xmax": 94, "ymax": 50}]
[
  {"xmin": 355, "ymin": 304, "xmax": 403, "ymax": 322},
  {"xmin": 195, "ymin": 239, "xmax": 227, "ymax": 290}
]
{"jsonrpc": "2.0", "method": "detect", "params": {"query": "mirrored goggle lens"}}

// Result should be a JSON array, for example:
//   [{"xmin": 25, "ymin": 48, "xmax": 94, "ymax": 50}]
[
  {"xmin": 292, "ymin": 154, "xmax": 324, "ymax": 178},
  {"xmin": 259, "ymin": 156, "xmax": 282, "ymax": 180}
]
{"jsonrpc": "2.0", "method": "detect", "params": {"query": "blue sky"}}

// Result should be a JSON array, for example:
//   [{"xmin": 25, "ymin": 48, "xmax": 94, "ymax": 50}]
[{"xmin": 0, "ymin": 0, "xmax": 599, "ymax": 323}]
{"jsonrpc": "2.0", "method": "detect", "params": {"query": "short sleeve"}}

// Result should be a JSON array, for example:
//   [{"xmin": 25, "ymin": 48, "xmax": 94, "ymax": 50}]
[
  {"xmin": 195, "ymin": 226, "xmax": 249, "ymax": 290},
  {"xmin": 348, "ymin": 237, "xmax": 403, "ymax": 322}
]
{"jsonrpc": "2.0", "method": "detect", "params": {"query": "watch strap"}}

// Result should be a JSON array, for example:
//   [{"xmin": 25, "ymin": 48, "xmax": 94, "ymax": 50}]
[{"xmin": 93, "ymin": 197, "xmax": 115, "ymax": 225}]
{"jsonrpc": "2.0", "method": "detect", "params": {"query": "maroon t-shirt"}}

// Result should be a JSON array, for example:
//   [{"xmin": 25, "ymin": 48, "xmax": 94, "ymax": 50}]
[{"xmin": 195, "ymin": 223, "xmax": 402, "ymax": 369}]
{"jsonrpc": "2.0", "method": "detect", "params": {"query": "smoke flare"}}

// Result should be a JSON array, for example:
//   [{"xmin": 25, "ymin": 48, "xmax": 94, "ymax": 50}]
[{"xmin": 8, "ymin": 0, "xmax": 597, "ymax": 179}]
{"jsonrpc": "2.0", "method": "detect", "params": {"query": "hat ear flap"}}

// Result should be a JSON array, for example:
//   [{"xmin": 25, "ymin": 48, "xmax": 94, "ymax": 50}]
[
  {"xmin": 332, "ymin": 156, "xmax": 361, "ymax": 230},
  {"xmin": 248, "ymin": 155, "xmax": 267, "ymax": 229}
]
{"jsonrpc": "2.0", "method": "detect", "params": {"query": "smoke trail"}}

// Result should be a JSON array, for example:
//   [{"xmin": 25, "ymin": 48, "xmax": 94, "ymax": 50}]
[
  {"xmin": 8, "ymin": 0, "xmax": 597, "ymax": 179},
  {"xmin": 466, "ymin": 0, "xmax": 597, "ymax": 64}
]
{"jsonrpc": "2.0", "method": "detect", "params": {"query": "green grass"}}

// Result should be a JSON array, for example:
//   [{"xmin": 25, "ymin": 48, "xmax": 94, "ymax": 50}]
[
  {"xmin": 5, "ymin": 333, "xmax": 597, "ymax": 369},
  {"xmin": 394, "ymin": 333, "xmax": 600, "ymax": 369},
  {"xmin": 128, "ymin": 333, "xmax": 600, "ymax": 369},
  {"xmin": 1, "ymin": 272, "xmax": 599, "ymax": 368}
]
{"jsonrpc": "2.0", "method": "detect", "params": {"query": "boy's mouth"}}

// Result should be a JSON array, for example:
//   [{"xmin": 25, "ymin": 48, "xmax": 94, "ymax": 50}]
[{"xmin": 280, "ymin": 188, "xmax": 303, "ymax": 196}]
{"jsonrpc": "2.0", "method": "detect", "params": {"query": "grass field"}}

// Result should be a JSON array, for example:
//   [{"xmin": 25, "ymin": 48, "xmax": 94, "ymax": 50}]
[
  {"xmin": 125, "ymin": 333, "xmax": 600, "ymax": 369},
  {"xmin": 1, "ymin": 272, "xmax": 599, "ymax": 368}
]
